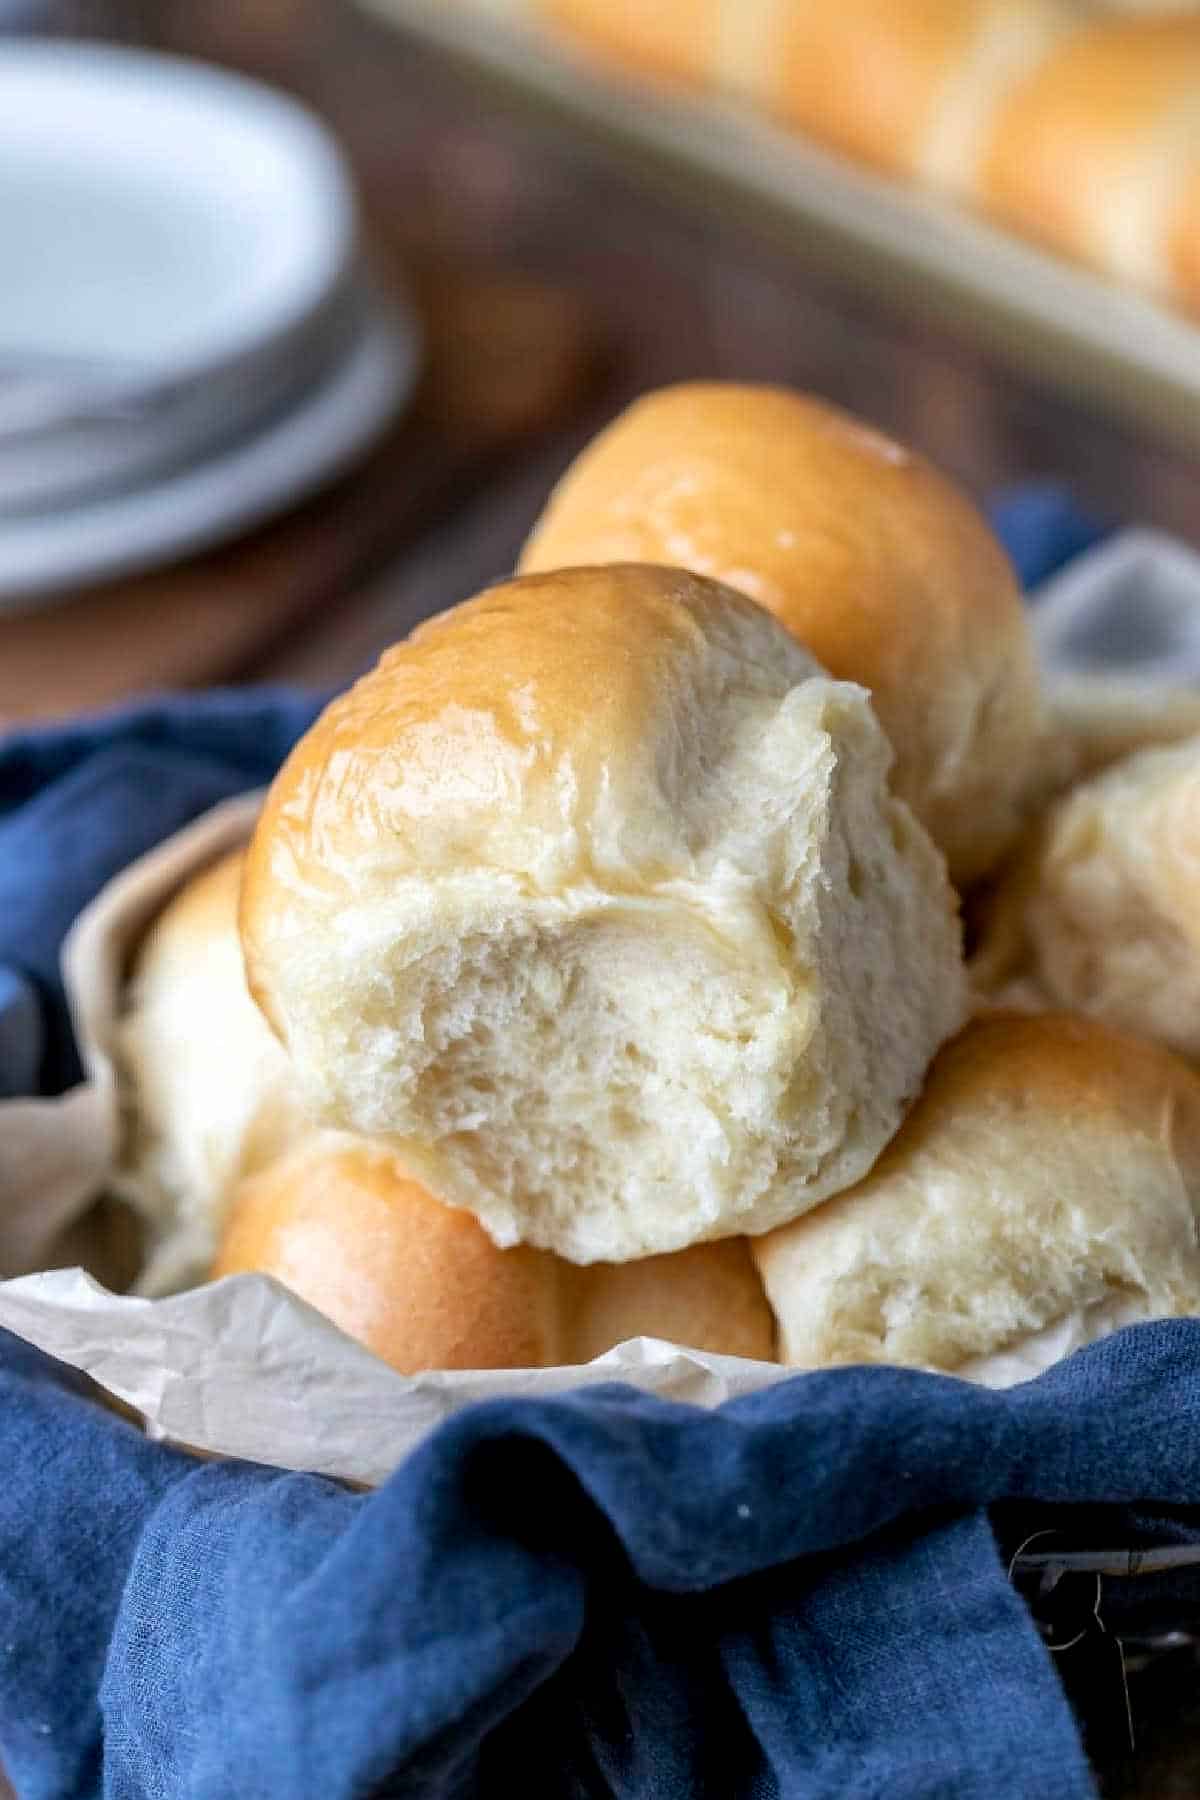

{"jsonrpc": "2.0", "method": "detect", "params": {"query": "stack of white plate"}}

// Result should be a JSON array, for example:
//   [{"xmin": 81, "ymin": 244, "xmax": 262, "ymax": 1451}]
[{"xmin": 0, "ymin": 42, "xmax": 420, "ymax": 607}]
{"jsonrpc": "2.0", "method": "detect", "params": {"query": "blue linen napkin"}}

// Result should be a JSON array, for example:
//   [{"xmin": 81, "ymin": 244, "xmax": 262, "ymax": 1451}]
[
  {"xmin": 0, "ymin": 688, "xmax": 326, "ymax": 1097},
  {"xmin": 985, "ymin": 484, "xmax": 1108, "ymax": 593},
  {"xmin": 11, "ymin": 488, "xmax": 1193, "ymax": 1800}
]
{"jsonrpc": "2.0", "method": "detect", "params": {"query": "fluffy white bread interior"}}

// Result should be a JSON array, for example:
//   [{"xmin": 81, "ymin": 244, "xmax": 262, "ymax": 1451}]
[
  {"xmin": 519, "ymin": 383, "xmax": 1041, "ymax": 888},
  {"xmin": 754, "ymin": 1011, "xmax": 1200, "ymax": 1380},
  {"xmin": 972, "ymin": 734, "xmax": 1200, "ymax": 1057},
  {"xmin": 115, "ymin": 848, "xmax": 306, "ymax": 1293},
  {"xmin": 242, "ymin": 564, "xmax": 966, "ymax": 1263}
]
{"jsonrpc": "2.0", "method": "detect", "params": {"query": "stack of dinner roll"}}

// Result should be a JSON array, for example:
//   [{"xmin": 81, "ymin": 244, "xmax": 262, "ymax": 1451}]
[
  {"xmin": 112, "ymin": 381, "xmax": 1200, "ymax": 1386},
  {"xmin": 441, "ymin": 0, "xmax": 1200, "ymax": 320}
]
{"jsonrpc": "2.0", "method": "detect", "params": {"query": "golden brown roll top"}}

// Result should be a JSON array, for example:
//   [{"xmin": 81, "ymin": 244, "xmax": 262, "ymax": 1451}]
[
  {"xmin": 534, "ymin": 1, "xmax": 1074, "ymax": 183},
  {"xmin": 213, "ymin": 1133, "xmax": 777, "ymax": 1372},
  {"xmin": 754, "ymin": 1012, "xmax": 1200, "ymax": 1380},
  {"xmin": 214, "ymin": 1137, "xmax": 567, "ymax": 1372},
  {"xmin": 562, "ymin": 1234, "xmax": 777, "ymax": 1365},
  {"xmin": 520, "ymin": 383, "xmax": 1040, "ymax": 886},
  {"xmin": 981, "ymin": 16, "xmax": 1200, "ymax": 310},
  {"xmin": 539, "ymin": 0, "xmax": 719, "ymax": 87},
  {"xmin": 770, "ymin": 0, "xmax": 1073, "ymax": 188},
  {"xmin": 242, "ymin": 562, "xmax": 966, "ymax": 1264}
]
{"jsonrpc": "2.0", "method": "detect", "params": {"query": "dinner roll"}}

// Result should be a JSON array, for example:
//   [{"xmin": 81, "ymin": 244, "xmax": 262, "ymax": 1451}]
[
  {"xmin": 770, "ymin": 0, "xmax": 1072, "ymax": 189},
  {"xmin": 214, "ymin": 1135, "xmax": 565, "ymax": 1372},
  {"xmin": 972, "ymin": 735, "xmax": 1200, "ymax": 1057},
  {"xmin": 564, "ymin": 1237, "xmax": 776, "ymax": 1364},
  {"xmin": 754, "ymin": 1012, "xmax": 1200, "ymax": 1382},
  {"xmin": 519, "ymin": 384, "xmax": 1039, "ymax": 886},
  {"xmin": 538, "ymin": 0, "xmax": 716, "ymax": 87},
  {"xmin": 115, "ymin": 847, "xmax": 306, "ymax": 1294},
  {"xmin": 970, "ymin": 680, "xmax": 1200, "ymax": 938},
  {"xmin": 242, "ymin": 563, "xmax": 966, "ymax": 1263},
  {"xmin": 214, "ymin": 1133, "xmax": 777, "ymax": 1371},
  {"xmin": 982, "ymin": 17, "xmax": 1200, "ymax": 311},
  {"xmin": 532, "ymin": 2, "xmax": 1072, "ymax": 187}
]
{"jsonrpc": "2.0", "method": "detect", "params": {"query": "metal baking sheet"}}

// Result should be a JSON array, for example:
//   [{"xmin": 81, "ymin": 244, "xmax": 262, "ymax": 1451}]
[{"xmin": 358, "ymin": 0, "xmax": 1200, "ymax": 452}]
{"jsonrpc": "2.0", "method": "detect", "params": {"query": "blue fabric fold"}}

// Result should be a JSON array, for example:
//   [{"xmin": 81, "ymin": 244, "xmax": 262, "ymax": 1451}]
[
  {"xmin": 985, "ymin": 484, "xmax": 1110, "ymax": 592},
  {"xmin": 24, "ymin": 1322, "xmax": 1200, "ymax": 1800},
  {"xmin": 0, "ymin": 489, "xmax": 1177, "ymax": 1800},
  {"xmin": 0, "ymin": 689, "xmax": 326, "ymax": 1093}
]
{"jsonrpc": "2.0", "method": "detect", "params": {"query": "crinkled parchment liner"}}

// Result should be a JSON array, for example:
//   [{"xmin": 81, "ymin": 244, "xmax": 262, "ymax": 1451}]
[{"xmin": 0, "ymin": 796, "xmax": 785, "ymax": 1487}]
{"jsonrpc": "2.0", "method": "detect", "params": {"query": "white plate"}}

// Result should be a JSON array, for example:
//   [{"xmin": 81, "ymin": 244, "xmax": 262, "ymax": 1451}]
[
  {"xmin": 0, "ymin": 42, "xmax": 358, "ymax": 511},
  {"xmin": 0, "ymin": 293, "xmax": 421, "ymax": 607},
  {"xmin": 0, "ymin": 41, "xmax": 352, "ymax": 378}
]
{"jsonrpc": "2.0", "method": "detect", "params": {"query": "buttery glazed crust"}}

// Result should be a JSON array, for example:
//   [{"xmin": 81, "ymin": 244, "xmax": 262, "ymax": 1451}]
[
  {"xmin": 537, "ymin": 0, "xmax": 719, "ymax": 87},
  {"xmin": 520, "ymin": 382, "xmax": 1039, "ymax": 885},
  {"xmin": 982, "ymin": 17, "xmax": 1200, "ymax": 300},
  {"xmin": 214, "ymin": 1133, "xmax": 777, "ymax": 1370},
  {"xmin": 771, "ymin": 0, "xmax": 1064, "ymax": 178},
  {"xmin": 241, "ymin": 562, "xmax": 825, "ymax": 999},
  {"xmin": 539, "ymin": 0, "xmax": 1070, "ymax": 183},
  {"xmin": 214, "ymin": 1137, "xmax": 566, "ymax": 1371},
  {"xmin": 564, "ymin": 1237, "xmax": 776, "ymax": 1363},
  {"xmin": 1168, "ymin": 161, "xmax": 1200, "ymax": 313}
]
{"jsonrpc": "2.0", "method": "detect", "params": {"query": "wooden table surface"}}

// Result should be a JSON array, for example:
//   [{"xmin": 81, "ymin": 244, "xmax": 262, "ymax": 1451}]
[{"xmin": 9, "ymin": 3, "xmax": 1200, "ymax": 1792}]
